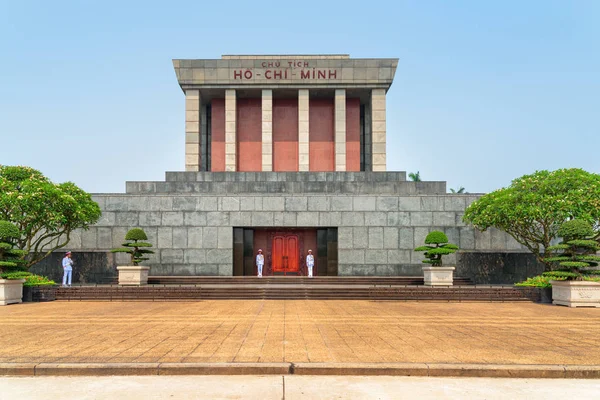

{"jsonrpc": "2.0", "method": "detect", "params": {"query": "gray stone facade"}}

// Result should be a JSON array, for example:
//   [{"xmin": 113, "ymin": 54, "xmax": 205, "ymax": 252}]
[{"xmin": 64, "ymin": 172, "xmax": 529, "ymax": 281}]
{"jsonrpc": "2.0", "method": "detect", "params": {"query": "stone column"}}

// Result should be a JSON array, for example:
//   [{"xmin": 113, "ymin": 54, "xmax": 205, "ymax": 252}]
[
  {"xmin": 364, "ymin": 101, "xmax": 372, "ymax": 171},
  {"xmin": 298, "ymin": 89, "xmax": 310, "ymax": 171},
  {"xmin": 225, "ymin": 89, "xmax": 236, "ymax": 172},
  {"xmin": 200, "ymin": 104, "xmax": 208, "ymax": 171},
  {"xmin": 185, "ymin": 90, "xmax": 201, "ymax": 171},
  {"xmin": 335, "ymin": 89, "xmax": 346, "ymax": 171},
  {"xmin": 261, "ymin": 90, "xmax": 273, "ymax": 171},
  {"xmin": 371, "ymin": 89, "xmax": 387, "ymax": 171}
]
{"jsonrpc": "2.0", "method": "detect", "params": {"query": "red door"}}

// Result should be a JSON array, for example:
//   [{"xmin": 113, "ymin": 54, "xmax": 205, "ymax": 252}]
[{"xmin": 272, "ymin": 234, "xmax": 299, "ymax": 275}]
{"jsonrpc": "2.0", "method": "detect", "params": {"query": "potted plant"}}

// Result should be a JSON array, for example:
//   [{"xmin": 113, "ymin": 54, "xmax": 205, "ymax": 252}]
[
  {"xmin": 544, "ymin": 220, "xmax": 600, "ymax": 308},
  {"xmin": 414, "ymin": 230, "xmax": 459, "ymax": 286},
  {"xmin": 111, "ymin": 228, "xmax": 154, "ymax": 285},
  {"xmin": 21, "ymin": 273, "xmax": 56, "ymax": 302},
  {"xmin": 0, "ymin": 221, "xmax": 27, "ymax": 305}
]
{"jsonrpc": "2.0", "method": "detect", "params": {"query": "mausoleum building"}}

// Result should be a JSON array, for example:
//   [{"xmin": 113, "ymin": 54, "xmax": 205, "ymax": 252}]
[{"xmin": 42, "ymin": 55, "xmax": 544, "ymax": 283}]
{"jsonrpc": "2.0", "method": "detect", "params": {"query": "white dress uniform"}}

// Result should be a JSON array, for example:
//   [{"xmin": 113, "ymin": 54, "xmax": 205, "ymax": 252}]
[
  {"xmin": 62, "ymin": 255, "xmax": 73, "ymax": 287},
  {"xmin": 256, "ymin": 253, "xmax": 264, "ymax": 277},
  {"xmin": 306, "ymin": 253, "xmax": 314, "ymax": 277}
]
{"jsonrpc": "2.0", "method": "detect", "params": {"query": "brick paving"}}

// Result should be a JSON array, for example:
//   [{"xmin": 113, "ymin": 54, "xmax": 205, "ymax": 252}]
[{"xmin": 0, "ymin": 301, "xmax": 599, "ymax": 365}]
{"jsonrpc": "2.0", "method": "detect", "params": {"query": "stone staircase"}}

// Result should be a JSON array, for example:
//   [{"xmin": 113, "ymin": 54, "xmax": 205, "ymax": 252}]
[
  {"xmin": 54, "ymin": 276, "xmax": 542, "ymax": 302},
  {"xmin": 146, "ymin": 276, "xmax": 474, "ymax": 286}
]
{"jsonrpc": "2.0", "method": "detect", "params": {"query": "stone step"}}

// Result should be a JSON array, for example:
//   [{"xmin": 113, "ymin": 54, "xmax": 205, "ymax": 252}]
[
  {"xmin": 146, "ymin": 276, "xmax": 474, "ymax": 286},
  {"xmin": 54, "ymin": 285, "xmax": 541, "ymax": 302}
]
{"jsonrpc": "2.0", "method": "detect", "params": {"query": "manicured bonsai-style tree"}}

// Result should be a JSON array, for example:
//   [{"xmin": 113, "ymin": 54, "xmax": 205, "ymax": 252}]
[
  {"xmin": 538, "ymin": 220, "xmax": 600, "ymax": 307},
  {"xmin": 0, "ymin": 220, "xmax": 27, "ymax": 276},
  {"xmin": 414, "ymin": 231, "xmax": 459, "ymax": 266},
  {"xmin": 111, "ymin": 228, "xmax": 154, "ymax": 266},
  {"xmin": 543, "ymin": 220, "xmax": 600, "ymax": 280},
  {"xmin": 0, "ymin": 220, "xmax": 29, "ymax": 305}
]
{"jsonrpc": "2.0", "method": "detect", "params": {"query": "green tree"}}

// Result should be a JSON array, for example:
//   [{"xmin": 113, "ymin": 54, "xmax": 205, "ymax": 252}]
[
  {"xmin": 408, "ymin": 171, "xmax": 421, "ymax": 182},
  {"xmin": 450, "ymin": 187, "xmax": 466, "ymax": 193},
  {"xmin": 0, "ymin": 220, "xmax": 27, "ymax": 274},
  {"xmin": 544, "ymin": 220, "xmax": 600, "ymax": 280},
  {"xmin": 414, "ymin": 231, "xmax": 459, "ymax": 266},
  {"xmin": 463, "ymin": 168, "xmax": 600, "ymax": 270},
  {"xmin": 111, "ymin": 228, "xmax": 155, "ymax": 266},
  {"xmin": 0, "ymin": 166, "xmax": 101, "ymax": 268}
]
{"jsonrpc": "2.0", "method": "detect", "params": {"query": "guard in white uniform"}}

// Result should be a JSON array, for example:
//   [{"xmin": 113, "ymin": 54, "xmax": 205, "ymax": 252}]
[
  {"xmin": 256, "ymin": 249, "xmax": 264, "ymax": 277},
  {"xmin": 306, "ymin": 249, "xmax": 315, "ymax": 277},
  {"xmin": 62, "ymin": 251, "xmax": 74, "ymax": 287}
]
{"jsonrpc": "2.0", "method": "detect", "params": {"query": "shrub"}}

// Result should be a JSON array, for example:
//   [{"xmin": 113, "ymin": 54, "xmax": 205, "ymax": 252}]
[
  {"xmin": 516, "ymin": 273, "xmax": 600, "ymax": 288},
  {"xmin": 0, "ymin": 220, "xmax": 27, "ymax": 277},
  {"xmin": 414, "ymin": 231, "xmax": 459, "ymax": 266},
  {"xmin": 111, "ymin": 228, "xmax": 154, "ymax": 266},
  {"xmin": 23, "ymin": 274, "xmax": 55, "ymax": 287},
  {"xmin": 515, "ymin": 275, "xmax": 558, "ymax": 288}
]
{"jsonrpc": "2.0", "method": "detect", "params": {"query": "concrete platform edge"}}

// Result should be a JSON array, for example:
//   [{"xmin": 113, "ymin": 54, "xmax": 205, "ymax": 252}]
[{"xmin": 1, "ymin": 362, "xmax": 599, "ymax": 379}]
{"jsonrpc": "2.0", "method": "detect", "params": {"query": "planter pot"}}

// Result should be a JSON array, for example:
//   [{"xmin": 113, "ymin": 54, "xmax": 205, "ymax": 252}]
[
  {"xmin": 22, "ymin": 286, "xmax": 57, "ymax": 302},
  {"xmin": 539, "ymin": 287, "xmax": 553, "ymax": 304},
  {"xmin": 550, "ymin": 280, "xmax": 600, "ymax": 308},
  {"xmin": 422, "ymin": 266, "xmax": 455, "ymax": 286},
  {"xmin": 0, "ymin": 279, "xmax": 26, "ymax": 306},
  {"xmin": 117, "ymin": 266, "xmax": 150, "ymax": 286}
]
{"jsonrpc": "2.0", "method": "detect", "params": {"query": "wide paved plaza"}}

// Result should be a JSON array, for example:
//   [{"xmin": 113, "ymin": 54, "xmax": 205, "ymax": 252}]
[{"xmin": 1, "ymin": 301, "xmax": 599, "ymax": 365}]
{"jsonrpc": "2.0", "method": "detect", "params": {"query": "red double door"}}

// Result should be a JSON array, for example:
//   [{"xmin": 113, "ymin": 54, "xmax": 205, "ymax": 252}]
[{"xmin": 271, "ymin": 233, "xmax": 299, "ymax": 275}]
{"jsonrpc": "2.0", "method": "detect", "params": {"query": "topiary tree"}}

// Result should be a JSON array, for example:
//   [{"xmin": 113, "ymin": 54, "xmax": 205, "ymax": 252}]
[
  {"xmin": 111, "ymin": 228, "xmax": 154, "ymax": 266},
  {"xmin": 0, "ymin": 220, "xmax": 27, "ymax": 276},
  {"xmin": 414, "ymin": 231, "xmax": 459, "ymax": 266},
  {"xmin": 0, "ymin": 165, "xmax": 101, "ymax": 268},
  {"xmin": 463, "ymin": 168, "xmax": 600, "ymax": 271},
  {"xmin": 543, "ymin": 220, "xmax": 600, "ymax": 281}
]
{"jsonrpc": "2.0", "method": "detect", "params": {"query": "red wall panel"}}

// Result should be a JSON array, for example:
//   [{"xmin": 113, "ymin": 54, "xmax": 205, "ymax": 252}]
[
  {"xmin": 236, "ymin": 98, "xmax": 262, "ymax": 172},
  {"xmin": 346, "ymin": 98, "xmax": 361, "ymax": 172},
  {"xmin": 273, "ymin": 99, "xmax": 298, "ymax": 171},
  {"xmin": 211, "ymin": 99, "xmax": 225, "ymax": 172},
  {"xmin": 309, "ymin": 99, "xmax": 335, "ymax": 171}
]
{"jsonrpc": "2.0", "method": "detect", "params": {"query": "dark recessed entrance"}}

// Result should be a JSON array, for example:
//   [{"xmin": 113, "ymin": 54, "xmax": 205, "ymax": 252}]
[{"xmin": 233, "ymin": 227, "xmax": 338, "ymax": 276}]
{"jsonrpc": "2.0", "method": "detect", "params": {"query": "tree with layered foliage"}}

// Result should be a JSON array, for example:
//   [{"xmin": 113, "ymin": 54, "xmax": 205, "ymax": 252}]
[
  {"xmin": 414, "ymin": 231, "xmax": 459, "ymax": 266},
  {"xmin": 544, "ymin": 220, "xmax": 600, "ymax": 280},
  {"xmin": 408, "ymin": 171, "xmax": 421, "ymax": 182},
  {"xmin": 0, "ymin": 166, "xmax": 102, "ymax": 268},
  {"xmin": 463, "ymin": 168, "xmax": 600, "ymax": 270},
  {"xmin": 517, "ymin": 220, "xmax": 600, "ymax": 287},
  {"xmin": 111, "ymin": 228, "xmax": 154, "ymax": 266},
  {"xmin": 0, "ymin": 220, "xmax": 27, "ymax": 274}
]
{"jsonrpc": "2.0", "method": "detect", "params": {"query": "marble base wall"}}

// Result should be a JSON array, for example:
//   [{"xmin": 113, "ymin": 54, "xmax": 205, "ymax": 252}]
[{"xmin": 47, "ymin": 187, "xmax": 535, "ymax": 284}]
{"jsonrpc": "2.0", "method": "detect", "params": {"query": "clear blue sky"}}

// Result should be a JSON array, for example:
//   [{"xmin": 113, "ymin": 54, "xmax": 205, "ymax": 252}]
[{"xmin": 1, "ymin": 0, "xmax": 598, "ymax": 194}]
